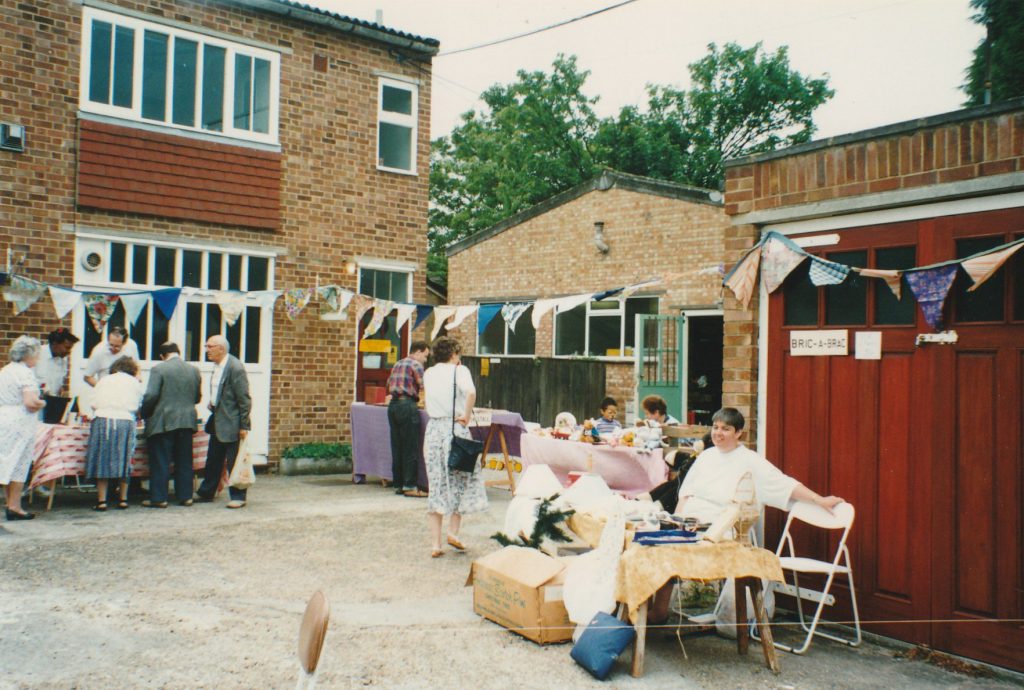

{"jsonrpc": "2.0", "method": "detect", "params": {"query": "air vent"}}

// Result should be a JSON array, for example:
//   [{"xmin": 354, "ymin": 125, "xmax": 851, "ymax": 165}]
[{"xmin": 80, "ymin": 251, "xmax": 103, "ymax": 271}]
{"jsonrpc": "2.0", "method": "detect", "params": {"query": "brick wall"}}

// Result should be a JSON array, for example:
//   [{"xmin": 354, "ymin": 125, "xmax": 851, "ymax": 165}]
[
  {"xmin": 0, "ymin": 0, "xmax": 432, "ymax": 462},
  {"xmin": 446, "ymin": 184, "xmax": 729, "ymax": 422}
]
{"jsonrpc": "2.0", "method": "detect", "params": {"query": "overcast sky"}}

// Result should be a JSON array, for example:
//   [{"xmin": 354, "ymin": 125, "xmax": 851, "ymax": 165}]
[{"xmin": 312, "ymin": 0, "xmax": 984, "ymax": 142}]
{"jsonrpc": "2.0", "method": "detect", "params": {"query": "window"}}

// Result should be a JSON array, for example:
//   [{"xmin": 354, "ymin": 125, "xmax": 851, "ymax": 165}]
[
  {"xmin": 377, "ymin": 78, "xmax": 417, "ymax": 173},
  {"xmin": 554, "ymin": 297, "xmax": 659, "ymax": 358},
  {"xmin": 824, "ymin": 250, "xmax": 868, "ymax": 326},
  {"xmin": 81, "ymin": 7, "xmax": 280, "ymax": 144},
  {"xmin": 954, "ymin": 236, "xmax": 1005, "ymax": 323},
  {"xmin": 359, "ymin": 267, "xmax": 410, "ymax": 302},
  {"xmin": 478, "ymin": 305, "xmax": 535, "ymax": 356}
]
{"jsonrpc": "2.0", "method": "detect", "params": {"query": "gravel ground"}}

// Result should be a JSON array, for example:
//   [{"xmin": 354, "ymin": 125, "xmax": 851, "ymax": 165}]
[{"xmin": 1, "ymin": 474, "xmax": 1020, "ymax": 689}]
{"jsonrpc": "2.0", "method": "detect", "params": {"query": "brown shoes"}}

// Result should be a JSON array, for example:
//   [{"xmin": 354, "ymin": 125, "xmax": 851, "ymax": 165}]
[
  {"xmin": 446, "ymin": 535, "xmax": 466, "ymax": 551},
  {"xmin": 431, "ymin": 549, "xmax": 443, "ymax": 558},
  {"xmin": 403, "ymin": 489, "xmax": 429, "ymax": 498}
]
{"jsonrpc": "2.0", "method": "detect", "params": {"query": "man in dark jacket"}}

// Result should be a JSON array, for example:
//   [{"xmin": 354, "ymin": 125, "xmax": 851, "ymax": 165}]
[{"xmin": 140, "ymin": 342, "xmax": 202, "ymax": 507}]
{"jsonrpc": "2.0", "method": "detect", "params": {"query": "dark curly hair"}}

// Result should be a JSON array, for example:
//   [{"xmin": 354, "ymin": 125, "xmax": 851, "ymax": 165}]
[{"xmin": 432, "ymin": 336, "xmax": 461, "ymax": 364}]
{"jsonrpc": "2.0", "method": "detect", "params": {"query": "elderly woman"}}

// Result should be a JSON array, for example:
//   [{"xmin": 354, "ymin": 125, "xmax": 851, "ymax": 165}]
[
  {"xmin": 85, "ymin": 356, "xmax": 144, "ymax": 511},
  {"xmin": 0, "ymin": 336, "xmax": 46, "ymax": 520},
  {"xmin": 421, "ymin": 337, "xmax": 488, "ymax": 558}
]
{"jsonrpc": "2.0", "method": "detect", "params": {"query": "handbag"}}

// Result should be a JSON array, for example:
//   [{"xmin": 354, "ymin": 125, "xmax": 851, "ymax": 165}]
[
  {"xmin": 228, "ymin": 437, "xmax": 256, "ymax": 489},
  {"xmin": 446, "ymin": 365, "xmax": 483, "ymax": 473}
]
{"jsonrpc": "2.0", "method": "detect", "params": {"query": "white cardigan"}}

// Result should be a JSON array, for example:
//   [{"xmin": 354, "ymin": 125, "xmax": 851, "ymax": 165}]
[{"xmin": 91, "ymin": 372, "xmax": 144, "ymax": 420}]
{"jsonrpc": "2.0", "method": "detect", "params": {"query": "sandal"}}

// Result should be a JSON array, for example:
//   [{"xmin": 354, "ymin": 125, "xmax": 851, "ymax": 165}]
[
  {"xmin": 93, "ymin": 502, "xmax": 108, "ymax": 512},
  {"xmin": 431, "ymin": 549, "xmax": 443, "ymax": 558},
  {"xmin": 447, "ymin": 535, "xmax": 466, "ymax": 551},
  {"xmin": 116, "ymin": 501, "xmax": 129, "ymax": 510}
]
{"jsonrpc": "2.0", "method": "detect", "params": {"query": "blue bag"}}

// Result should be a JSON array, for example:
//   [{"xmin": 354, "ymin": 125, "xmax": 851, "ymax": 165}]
[{"xmin": 570, "ymin": 612, "xmax": 636, "ymax": 680}]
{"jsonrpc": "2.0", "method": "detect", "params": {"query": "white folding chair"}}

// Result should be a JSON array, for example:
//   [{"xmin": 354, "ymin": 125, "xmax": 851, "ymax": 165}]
[
  {"xmin": 764, "ymin": 501, "xmax": 861, "ymax": 654},
  {"xmin": 296, "ymin": 590, "xmax": 330, "ymax": 690}
]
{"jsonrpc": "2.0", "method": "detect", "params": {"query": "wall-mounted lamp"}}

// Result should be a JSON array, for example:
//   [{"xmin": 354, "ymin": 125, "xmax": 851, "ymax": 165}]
[
  {"xmin": 345, "ymin": 260, "xmax": 357, "ymax": 275},
  {"xmin": 593, "ymin": 221, "xmax": 610, "ymax": 254}
]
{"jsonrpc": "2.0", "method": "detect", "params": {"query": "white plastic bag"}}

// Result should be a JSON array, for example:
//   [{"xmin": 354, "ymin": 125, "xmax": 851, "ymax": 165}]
[
  {"xmin": 714, "ymin": 577, "xmax": 775, "ymax": 639},
  {"xmin": 563, "ymin": 498, "xmax": 626, "ymax": 635}
]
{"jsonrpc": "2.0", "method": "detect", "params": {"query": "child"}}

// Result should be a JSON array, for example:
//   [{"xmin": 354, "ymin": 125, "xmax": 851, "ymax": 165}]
[{"xmin": 593, "ymin": 396, "xmax": 622, "ymax": 435}]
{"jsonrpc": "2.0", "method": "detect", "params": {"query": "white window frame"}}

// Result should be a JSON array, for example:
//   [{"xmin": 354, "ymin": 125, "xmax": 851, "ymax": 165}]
[
  {"xmin": 475, "ymin": 303, "xmax": 535, "ymax": 357},
  {"xmin": 79, "ymin": 6, "xmax": 281, "ymax": 145},
  {"xmin": 553, "ymin": 296, "xmax": 660, "ymax": 361},
  {"xmin": 376, "ymin": 77, "xmax": 418, "ymax": 175}
]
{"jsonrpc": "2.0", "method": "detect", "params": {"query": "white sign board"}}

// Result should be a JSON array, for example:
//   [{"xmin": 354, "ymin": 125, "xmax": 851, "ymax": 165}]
[
  {"xmin": 855, "ymin": 331, "xmax": 882, "ymax": 360},
  {"xmin": 790, "ymin": 330, "xmax": 848, "ymax": 356}
]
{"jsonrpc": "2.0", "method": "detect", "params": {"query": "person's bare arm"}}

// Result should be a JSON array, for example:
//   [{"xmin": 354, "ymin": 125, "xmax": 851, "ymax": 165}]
[
  {"xmin": 791, "ymin": 483, "xmax": 843, "ymax": 511},
  {"xmin": 23, "ymin": 387, "xmax": 45, "ymax": 412},
  {"xmin": 457, "ymin": 391, "xmax": 476, "ymax": 426}
]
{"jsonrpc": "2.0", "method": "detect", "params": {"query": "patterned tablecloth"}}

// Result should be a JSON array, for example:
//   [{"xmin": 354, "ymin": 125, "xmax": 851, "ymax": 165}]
[
  {"xmin": 519, "ymin": 434, "xmax": 667, "ymax": 498},
  {"xmin": 30, "ymin": 423, "xmax": 210, "ymax": 489}
]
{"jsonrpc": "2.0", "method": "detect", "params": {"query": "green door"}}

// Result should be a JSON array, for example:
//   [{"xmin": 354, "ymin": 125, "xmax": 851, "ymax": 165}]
[{"xmin": 635, "ymin": 314, "xmax": 685, "ymax": 422}]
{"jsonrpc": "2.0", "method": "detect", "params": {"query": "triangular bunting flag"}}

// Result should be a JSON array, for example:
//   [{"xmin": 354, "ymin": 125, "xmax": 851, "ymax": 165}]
[
  {"xmin": 119, "ymin": 293, "xmax": 150, "ymax": 325},
  {"xmin": 905, "ymin": 265, "xmax": 959, "ymax": 330},
  {"xmin": 394, "ymin": 303, "xmax": 416, "ymax": 331},
  {"xmin": 317, "ymin": 286, "xmax": 354, "ymax": 321},
  {"xmin": 152, "ymin": 288, "xmax": 182, "ymax": 319},
  {"xmin": 808, "ymin": 257, "xmax": 850, "ymax": 286},
  {"xmin": 352, "ymin": 294, "xmax": 375, "ymax": 323},
  {"xmin": 477, "ymin": 303, "xmax": 502, "ymax": 334},
  {"xmin": 431, "ymin": 306, "xmax": 456, "ymax": 340},
  {"xmin": 724, "ymin": 246, "xmax": 762, "ymax": 309},
  {"xmin": 761, "ymin": 237, "xmax": 807, "ymax": 293},
  {"xmin": 592, "ymin": 287, "xmax": 624, "ymax": 301},
  {"xmin": 501, "ymin": 303, "xmax": 530, "ymax": 333},
  {"xmin": 962, "ymin": 242, "xmax": 1024, "ymax": 292},
  {"xmin": 445, "ymin": 305, "xmax": 477, "ymax": 332},
  {"xmin": 531, "ymin": 298, "xmax": 559, "ymax": 329},
  {"xmin": 250, "ymin": 290, "xmax": 282, "ymax": 308},
  {"xmin": 412, "ymin": 304, "xmax": 433, "ymax": 331},
  {"xmin": 48, "ymin": 285, "xmax": 81, "ymax": 319},
  {"xmin": 621, "ymin": 279, "xmax": 660, "ymax": 299},
  {"xmin": 284, "ymin": 287, "xmax": 312, "ymax": 321},
  {"xmin": 363, "ymin": 299, "xmax": 393, "ymax": 338},
  {"xmin": 3, "ymin": 276, "xmax": 46, "ymax": 315},
  {"xmin": 215, "ymin": 292, "xmax": 247, "ymax": 327},
  {"xmin": 554, "ymin": 292, "xmax": 592, "ymax": 314},
  {"xmin": 82, "ymin": 294, "xmax": 121, "ymax": 333},
  {"xmin": 856, "ymin": 268, "xmax": 903, "ymax": 300}
]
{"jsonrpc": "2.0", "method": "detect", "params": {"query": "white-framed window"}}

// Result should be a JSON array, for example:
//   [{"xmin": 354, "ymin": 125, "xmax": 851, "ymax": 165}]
[
  {"xmin": 376, "ymin": 77, "xmax": 417, "ymax": 174},
  {"xmin": 79, "ymin": 6, "xmax": 280, "ymax": 145},
  {"xmin": 477, "ymin": 305, "xmax": 535, "ymax": 356},
  {"xmin": 554, "ymin": 296, "xmax": 659, "ymax": 359}
]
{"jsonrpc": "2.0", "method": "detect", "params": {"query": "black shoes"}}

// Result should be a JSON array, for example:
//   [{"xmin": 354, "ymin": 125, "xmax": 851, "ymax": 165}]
[{"xmin": 5, "ymin": 508, "xmax": 35, "ymax": 521}]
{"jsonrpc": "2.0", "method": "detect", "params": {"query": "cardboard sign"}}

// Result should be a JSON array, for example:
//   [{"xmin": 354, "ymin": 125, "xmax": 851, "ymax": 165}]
[
  {"xmin": 790, "ymin": 330, "xmax": 848, "ymax": 356},
  {"xmin": 855, "ymin": 331, "xmax": 882, "ymax": 360}
]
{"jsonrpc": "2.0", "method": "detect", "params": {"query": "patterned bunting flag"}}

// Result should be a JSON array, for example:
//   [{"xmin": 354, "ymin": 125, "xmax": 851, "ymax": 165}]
[
  {"xmin": 393, "ymin": 303, "xmax": 417, "ymax": 331},
  {"xmin": 856, "ymin": 268, "xmax": 903, "ymax": 300},
  {"xmin": 761, "ymin": 237, "xmax": 807, "ymax": 293},
  {"xmin": 904, "ymin": 265, "xmax": 959, "ymax": 330},
  {"xmin": 476, "ymin": 303, "xmax": 502, "ymax": 334},
  {"xmin": 152, "ymin": 288, "xmax": 182, "ymax": 319},
  {"xmin": 215, "ymin": 292, "xmax": 247, "ymax": 327},
  {"xmin": 352, "ymin": 294, "xmax": 374, "ymax": 323},
  {"xmin": 82, "ymin": 294, "xmax": 121, "ymax": 333},
  {"xmin": 317, "ymin": 286, "xmax": 354, "ymax": 321},
  {"xmin": 363, "ymin": 299, "xmax": 393, "ymax": 337},
  {"xmin": 119, "ymin": 293, "xmax": 150, "ymax": 325},
  {"xmin": 431, "ymin": 306, "xmax": 456, "ymax": 340},
  {"xmin": 284, "ymin": 287, "xmax": 312, "ymax": 320},
  {"xmin": 501, "ymin": 303, "xmax": 530, "ymax": 333},
  {"xmin": 446, "ymin": 305, "xmax": 478, "ymax": 331},
  {"xmin": 530, "ymin": 297, "xmax": 559, "ymax": 329},
  {"xmin": 808, "ymin": 257, "xmax": 850, "ymax": 286},
  {"xmin": 961, "ymin": 242, "xmax": 1024, "ymax": 292},
  {"xmin": 724, "ymin": 246, "xmax": 761, "ymax": 309},
  {"xmin": 48, "ymin": 285, "xmax": 81, "ymax": 319},
  {"xmin": 412, "ymin": 304, "xmax": 433, "ymax": 331},
  {"xmin": 3, "ymin": 276, "xmax": 46, "ymax": 315}
]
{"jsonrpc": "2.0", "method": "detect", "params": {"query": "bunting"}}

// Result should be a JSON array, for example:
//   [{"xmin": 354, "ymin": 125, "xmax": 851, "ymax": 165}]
[
  {"xmin": 808, "ymin": 257, "xmax": 851, "ymax": 286},
  {"xmin": 531, "ymin": 297, "xmax": 559, "ymax": 329},
  {"xmin": 119, "ymin": 293, "xmax": 150, "ymax": 325},
  {"xmin": 152, "ymin": 288, "xmax": 182, "ymax": 319},
  {"xmin": 761, "ymin": 236, "xmax": 807, "ymax": 293},
  {"xmin": 477, "ymin": 303, "xmax": 502, "ymax": 334},
  {"xmin": 82, "ymin": 294, "xmax": 120, "ymax": 333},
  {"xmin": 352, "ymin": 294, "xmax": 374, "ymax": 323},
  {"xmin": 317, "ymin": 286, "xmax": 353, "ymax": 321},
  {"xmin": 904, "ymin": 265, "xmax": 958, "ymax": 330},
  {"xmin": 412, "ymin": 304, "xmax": 433, "ymax": 331},
  {"xmin": 4, "ymin": 276, "xmax": 45, "ymax": 315},
  {"xmin": 446, "ymin": 305, "xmax": 478, "ymax": 332},
  {"xmin": 48, "ymin": 285, "xmax": 80, "ymax": 319},
  {"xmin": 394, "ymin": 303, "xmax": 417, "ymax": 332},
  {"xmin": 250, "ymin": 290, "xmax": 283, "ymax": 309},
  {"xmin": 724, "ymin": 246, "xmax": 761, "ymax": 309},
  {"xmin": 283, "ymin": 287, "xmax": 312, "ymax": 321},
  {"xmin": 363, "ymin": 299, "xmax": 393, "ymax": 337},
  {"xmin": 553, "ymin": 292, "xmax": 591, "ymax": 314},
  {"xmin": 962, "ymin": 242, "xmax": 1024, "ymax": 292},
  {"xmin": 856, "ymin": 268, "xmax": 903, "ymax": 300},
  {"xmin": 215, "ymin": 292, "xmax": 247, "ymax": 327},
  {"xmin": 431, "ymin": 306, "xmax": 456, "ymax": 340},
  {"xmin": 501, "ymin": 303, "xmax": 530, "ymax": 333}
]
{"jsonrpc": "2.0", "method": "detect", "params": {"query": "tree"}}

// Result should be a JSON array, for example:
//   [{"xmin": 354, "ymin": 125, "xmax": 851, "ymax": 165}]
[{"xmin": 962, "ymin": 0, "xmax": 1024, "ymax": 105}]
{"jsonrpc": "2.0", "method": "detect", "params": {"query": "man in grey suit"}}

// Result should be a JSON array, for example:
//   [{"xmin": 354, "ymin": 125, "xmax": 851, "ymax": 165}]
[
  {"xmin": 140, "ymin": 342, "xmax": 202, "ymax": 507},
  {"xmin": 196, "ymin": 335, "xmax": 252, "ymax": 508}
]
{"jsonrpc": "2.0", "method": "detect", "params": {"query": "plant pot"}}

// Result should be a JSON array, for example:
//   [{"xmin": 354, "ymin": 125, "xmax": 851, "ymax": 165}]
[{"xmin": 279, "ymin": 455, "xmax": 352, "ymax": 476}]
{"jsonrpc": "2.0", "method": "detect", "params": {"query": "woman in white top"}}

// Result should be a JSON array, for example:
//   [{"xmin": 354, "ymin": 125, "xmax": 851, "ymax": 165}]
[
  {"xmin": 0, "ymin": 336, "xmax": 46, "ymax": 520},
  {"xmin": 85, "ymin": 356, "xmax": 144, "ymax": 511},
  {"xmin": 421, "ymin": 337, "xmax": 489, "ymax": 558}
]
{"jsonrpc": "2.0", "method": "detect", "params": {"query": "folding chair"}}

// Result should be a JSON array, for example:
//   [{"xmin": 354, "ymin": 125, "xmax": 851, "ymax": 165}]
[
  {"xmin": 296, "ymin": 590, "xmax": 330, "ymax": 689},
  {"xmin": 762, "ymin": 501, "xmax": 861, "ymax": 654}
]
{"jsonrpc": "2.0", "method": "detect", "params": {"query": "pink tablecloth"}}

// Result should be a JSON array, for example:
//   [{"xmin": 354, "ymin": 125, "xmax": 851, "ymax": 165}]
[
  {"xmin": 30, "ymin": 423, "xmax": 209, "ymax": 489},
  {"xmin": 519, "ymin": 434, "xmax": 667, "ymax": 498}
]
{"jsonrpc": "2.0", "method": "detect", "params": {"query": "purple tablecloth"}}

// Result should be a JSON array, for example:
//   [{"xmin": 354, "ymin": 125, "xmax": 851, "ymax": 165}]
[{"xmin": 349, "ymin": 403, "xmax": 527, "ymax": 487}]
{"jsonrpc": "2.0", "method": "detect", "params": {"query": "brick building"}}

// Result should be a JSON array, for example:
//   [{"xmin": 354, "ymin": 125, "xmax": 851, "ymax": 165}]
[
  {"xmin": 0, "ymin": 0, "xmax": 437, "ymax": 464},
  {"xmin": 445, "ymin": 170, "xmax": 730, "ymax": 425},
  {"xmin": 721, "ymin": 98, "xmax": 1024, "ymax": 671}
]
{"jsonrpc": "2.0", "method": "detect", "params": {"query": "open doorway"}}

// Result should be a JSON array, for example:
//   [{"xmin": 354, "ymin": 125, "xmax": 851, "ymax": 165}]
[{"xmin": 684, "ymin": 312, "xmax": 723, "ymax": 425}]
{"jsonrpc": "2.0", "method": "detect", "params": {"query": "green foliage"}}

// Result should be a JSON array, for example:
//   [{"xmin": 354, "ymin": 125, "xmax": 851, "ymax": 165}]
[
  {"xmin": 281, "ymin": 442, "xmax": 351, "ymax": 460},
  {"xmin": 962, "ymin": 0, "xmax": 1024, "ymax": 105},
  {"xmin": 491, "ymin": 494, "xmax": 575, "ymax": 550}
]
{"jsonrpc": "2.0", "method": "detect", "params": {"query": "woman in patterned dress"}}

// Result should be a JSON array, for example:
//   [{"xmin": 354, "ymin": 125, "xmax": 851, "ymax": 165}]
[
  {"xmin": 85, "ymin": 356, "xmax": 144, "ymax": 511},
  {"xmin": 421, "ymin": 337, "xmax": 488, "ymax": 558},
  {"xmin": 0, "ymin": 336, "xmax": 46, "ymax": 520}
]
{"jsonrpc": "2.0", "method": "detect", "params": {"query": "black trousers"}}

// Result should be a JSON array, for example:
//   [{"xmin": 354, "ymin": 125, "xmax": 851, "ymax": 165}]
[
  {"xmin": 198, "ymin": 436, "xmax": 245, "ymax": 501},
  {"xmin": 148, "ymin": 428, "xmax": 195, "ymax": 503},
  {"xmin": 388, "ymin": 397, "xmax": 421, "ymax": 490}
]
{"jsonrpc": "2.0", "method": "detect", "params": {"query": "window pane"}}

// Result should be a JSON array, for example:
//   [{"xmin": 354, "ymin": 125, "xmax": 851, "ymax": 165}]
[
  {"xmin": 83, "ymin": 312, "xmax": 101, "ymax": 356},
  {"xmin": 479, "ymin": 307, "xmax": 505, "ymax": 354},
  {"xmin": 382, "ymin": 84, "xmax": 412, "ymax": 114},
  {"xmin": 141, "ymin": 30, "xmax": 168, "ymax": 121},
  {"xmin": 227, "ymin": 254, "xmax": 242, "ymax": 290},
  {"xmin": 112, "ymin": 26, "xmax": 134, "ymax": 108},
  {"xmin": 374, "ymin": 270, "xmax": 389, "ymax": 299},
  {"xmin": 182, "ymin": 250, "xmax": 202, "ymax": 288},
  {"xmin": 89, "ymin": 20, "xmax": 112, "ymax": 103},
  {"xmin": 207, "ymin": 253, "xmax": 223, "ymax": 289},
  {"xmin": 151, "ymin": 304, "xmax": 168, "ymax": 359},
  {"xmin": 508, "ymin": 307, "xmax": 536, "ymax": 355},
  {"xmin": 874, "ymin": 246, "xmax": 916, "ymax": 325},
  {"xmin": 154, "ymin": 247, "xmax": 175, "ymax": 286},
  {"xmin": 233, "ymin": 54, "xmax": 252, "ymax": 130},
  {"xmin": 1014, "ymin": 236, "xmax": 1024, "ymax": 321},
  {"xmin": 172, "ymin": 37, "xmax": 198, "ymax": 127},
  {"xmin": 201, "ymin": 44, "xmax": 225, "ymax": 131},
  {"xmin": 555, "ymin": 305, "xmax": 585, "ymax": 356},
  {"xmin": 390, "ymin": 271, "xmax": 409, "ymax": 301},
  {"xmin": 133, "ymin": 304, "xmax": 149, "ymax": 360},
  {"xmin": 379, "ymin": 122, "xmax": 412, "ymax": 170},
  {"xmin": 588, "ymin": 316, "xmax": 620, "ymax": 356},
  {"xmin": 244, "ymin": 306, "xmax": 261, "ymax": 363},
  {"xmin": 247, "ymin": 256, "xmax": 268, "ymax": 291},
  {"xmin": 825, "ymin": 250, "xmax": 867, "ymax": 325},
  {"xmin": 225, "ymin": 310, "xmax": 242, "ymax": 357},
  {"xmin": 783, "ymin": 260, "xmax": 817, "ymax": 326},
  {"xmin": 185, "ymin": 302, "xmax": 202, "ymax": 361},
  {"xmin": 625, "ymin": 297, "xmax": 658, "ymax": 349},
  {"xmin": 955, "ymin": 237, "xmax": 1005, "ymax": 323},
  {"xmin": 205, "ymin": 304, "xmax": 222, "ymax": 347},
  {"xmin": 107, "ymin": 301, "xmax": 125, "ymax": 332},
  {"xmin": 109, "ymin": 242, "xmax": 126, "ymax": 283},
  {"xmin": 132, "ymin": 245, "xmax": 149, "ymax": 284},
  {"xmin": 253, "ymin": 58, "xmax": 270, "ymax": 133},
  {"xmin": 359, "ymin": 269, "xmax": 375, "ymax": 295}
]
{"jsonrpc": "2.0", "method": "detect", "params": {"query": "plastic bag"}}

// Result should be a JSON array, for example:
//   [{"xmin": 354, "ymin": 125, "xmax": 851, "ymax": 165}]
[
  {"xmin": 714, "ymin": 577, "xmax": 775, "ymax": 639},
  {"xmin": 228, "ymin": 439, "xmax": 255, "ymax": 490}
]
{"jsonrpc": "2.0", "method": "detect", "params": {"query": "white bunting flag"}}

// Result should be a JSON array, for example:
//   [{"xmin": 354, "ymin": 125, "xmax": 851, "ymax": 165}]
[{"xmin": 48, "ymin": 285, "xmax": 81, "ymax": 319}]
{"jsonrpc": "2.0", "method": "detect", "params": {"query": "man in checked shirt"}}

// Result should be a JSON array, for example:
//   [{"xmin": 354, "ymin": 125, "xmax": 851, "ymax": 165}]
[{"xmin": 386, "ymin": 340, "xmax": 431, "ymax": 497}]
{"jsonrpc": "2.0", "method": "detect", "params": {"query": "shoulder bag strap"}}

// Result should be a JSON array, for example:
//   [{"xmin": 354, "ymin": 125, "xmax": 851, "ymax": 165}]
[{"xmin": 451, "ymin": 365, "xmax": 458, "ymax": 436}]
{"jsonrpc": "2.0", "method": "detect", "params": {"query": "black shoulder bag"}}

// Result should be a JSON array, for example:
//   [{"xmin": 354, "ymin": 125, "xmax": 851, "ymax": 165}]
[{"xmin": 447, "ymin": 365, "xmax": 483, "ymax": 472}]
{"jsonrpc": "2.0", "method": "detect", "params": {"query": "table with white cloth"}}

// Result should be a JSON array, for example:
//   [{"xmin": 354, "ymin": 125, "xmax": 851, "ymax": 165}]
[
  {"xmin": 29, "ymin": 423, "xmax": 210, "ymax": 510},
  {"xmin": 519, "ymin": 434, "xmax": 667, "ymax": 497}
]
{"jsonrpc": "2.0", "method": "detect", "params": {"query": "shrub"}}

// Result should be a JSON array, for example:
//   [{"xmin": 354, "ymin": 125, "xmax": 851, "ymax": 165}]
[{"xmin": 281, "ymin": 442, "xmax": 351, "ymax": 461}]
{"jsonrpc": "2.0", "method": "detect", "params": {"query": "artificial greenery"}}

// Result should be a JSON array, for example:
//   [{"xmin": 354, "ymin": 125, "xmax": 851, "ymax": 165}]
[
  {"xmin": 492, "ymin": 494, "xmax": 576, "ymax": 550},
  {"xmin": 281, "ymin": 442, "xmax": 351, "ymax": 461}
]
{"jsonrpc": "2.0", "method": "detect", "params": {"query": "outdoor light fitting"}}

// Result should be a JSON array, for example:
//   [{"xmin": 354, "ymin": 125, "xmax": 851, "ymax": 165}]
[{"xmin": 593, "ymin": 221, "xmax": 610, "ymax": 254}]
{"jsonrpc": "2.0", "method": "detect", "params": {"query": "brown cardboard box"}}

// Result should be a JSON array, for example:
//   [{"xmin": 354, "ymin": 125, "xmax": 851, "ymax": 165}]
[{"xmin": 466, "ymin": 546, "xmax": 573, "ymax": 644}]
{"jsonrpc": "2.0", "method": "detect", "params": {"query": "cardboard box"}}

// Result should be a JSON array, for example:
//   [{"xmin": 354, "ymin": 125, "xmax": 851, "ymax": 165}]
[{"xmin": 467, "ymin": 546, "xmax": 573, "ymax": 645}]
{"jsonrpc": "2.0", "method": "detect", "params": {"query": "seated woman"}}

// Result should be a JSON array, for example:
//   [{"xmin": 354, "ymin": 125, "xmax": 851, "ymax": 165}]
[
  {"xmin": 593, "ymin": 396, "xmax": 622, "ymax": 435},
  {"xmin": 640, "ymin": 395, "xmax": 679, "ymax": 426}
]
